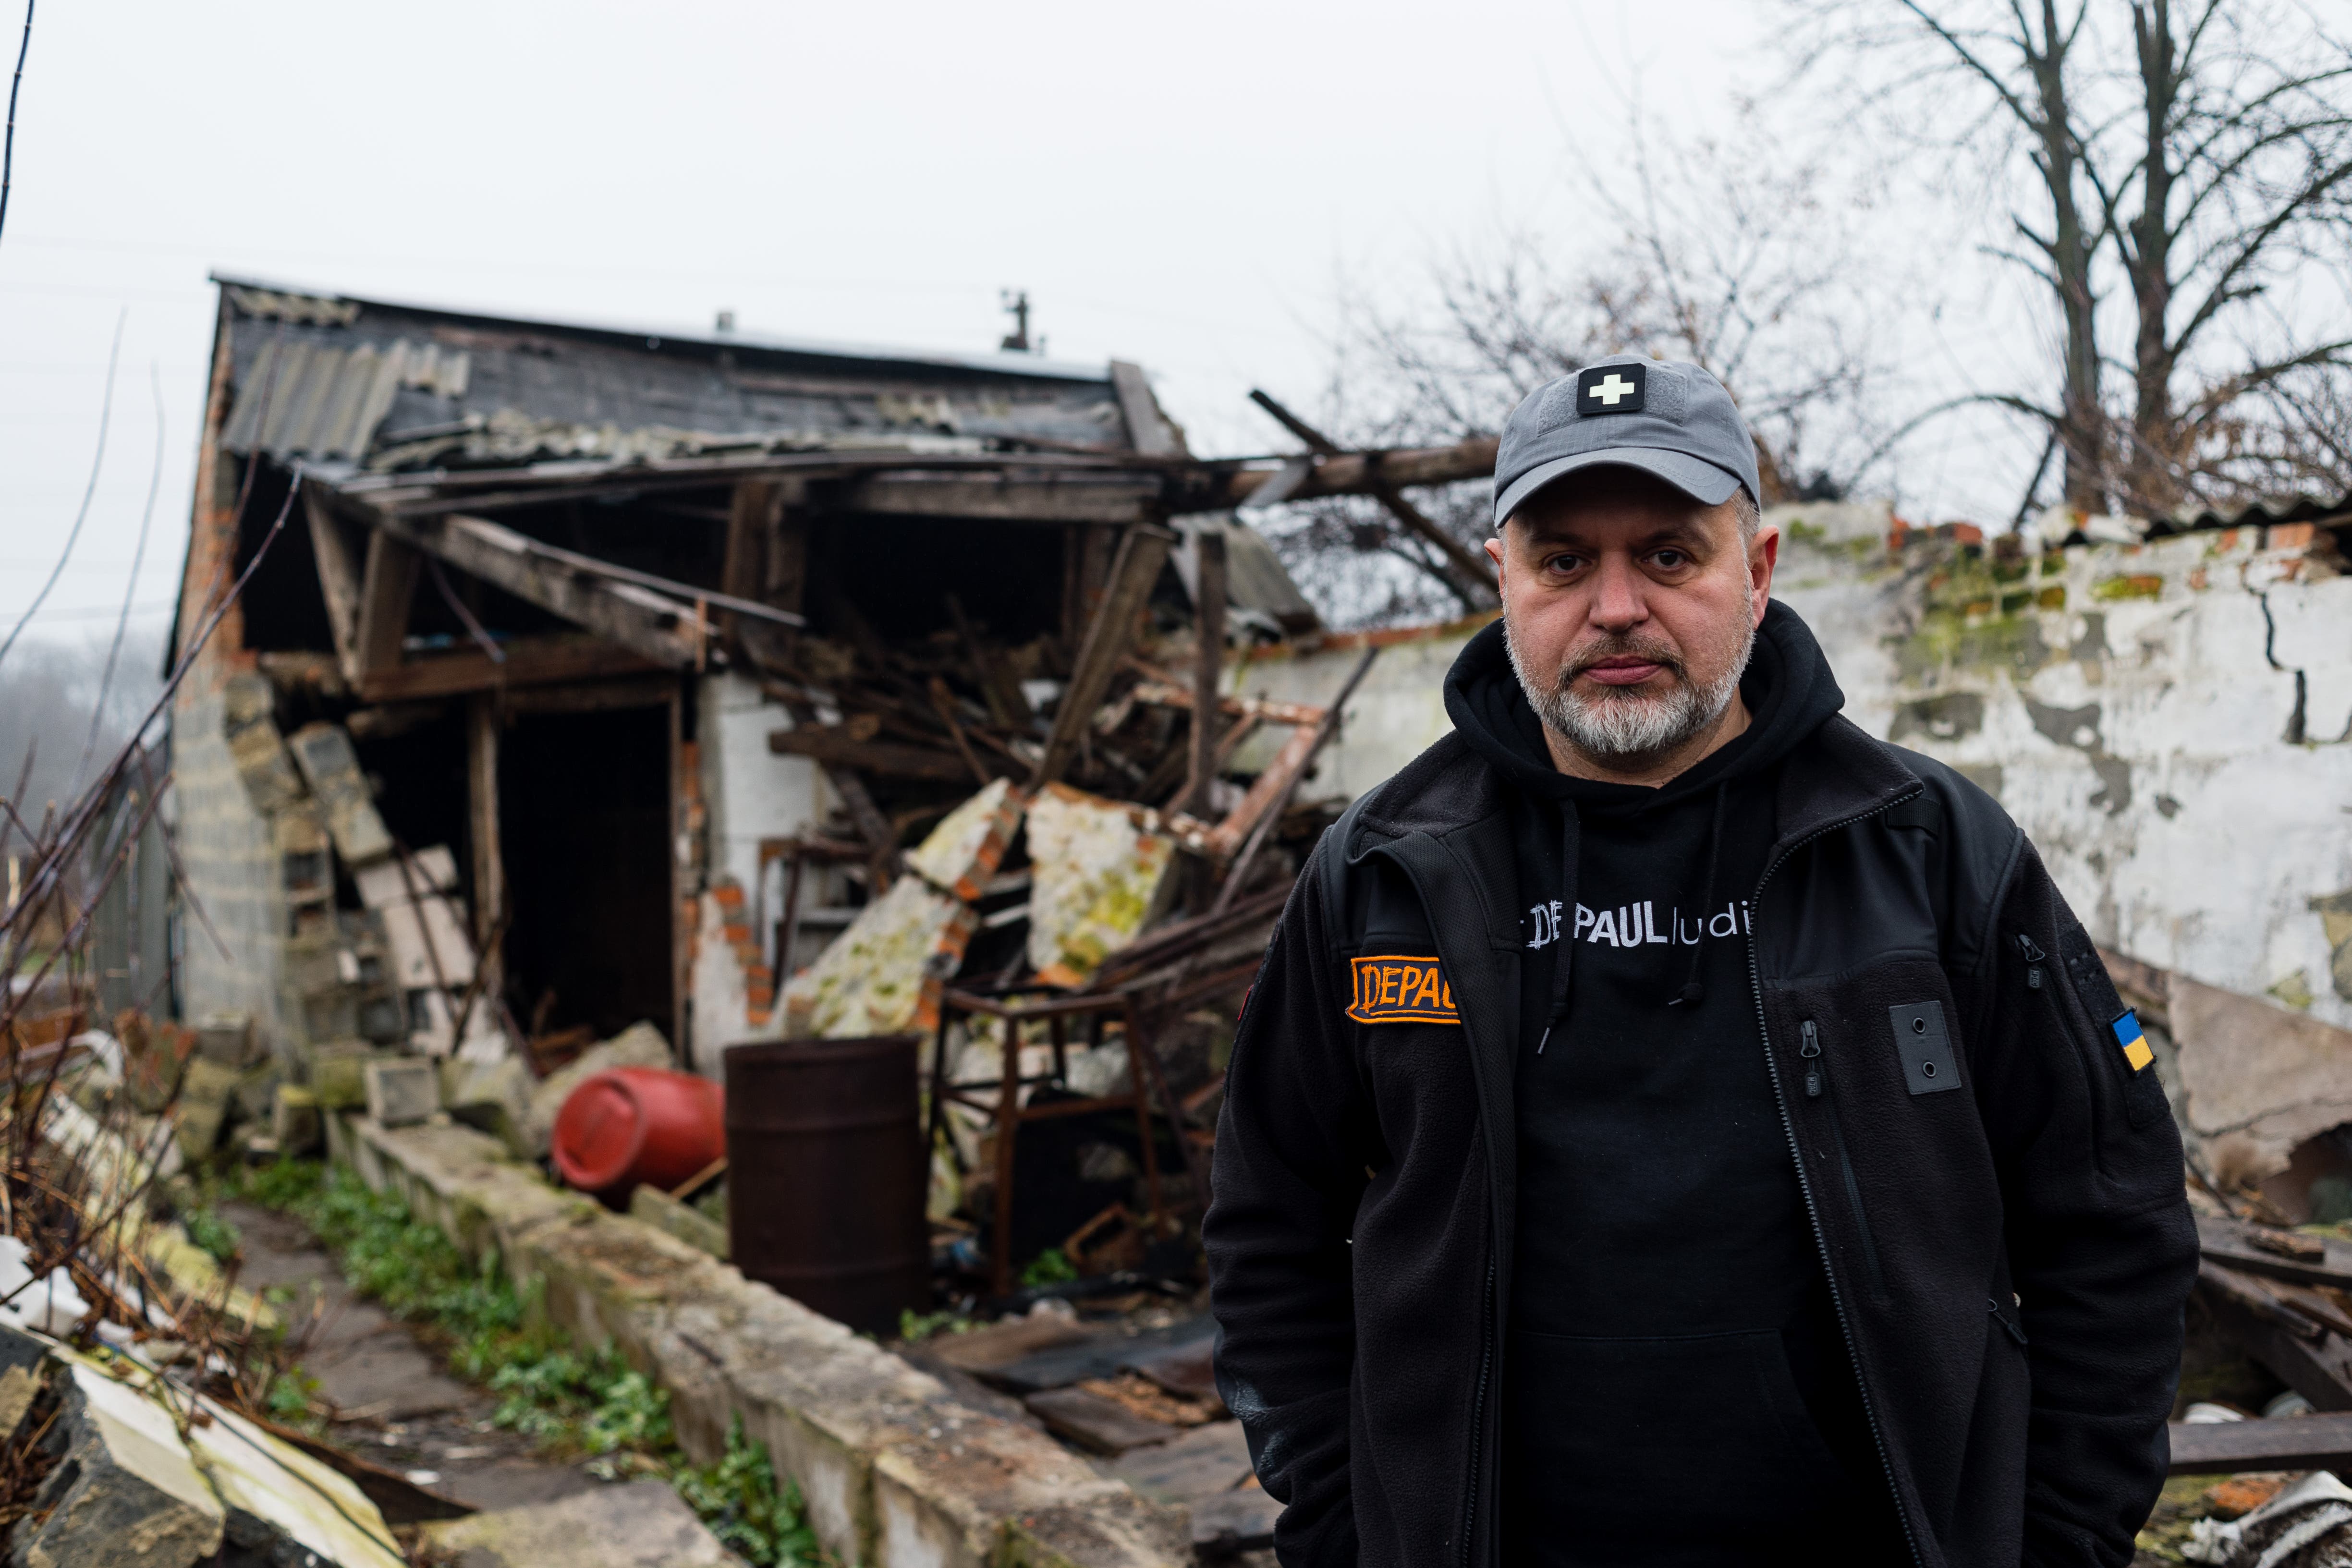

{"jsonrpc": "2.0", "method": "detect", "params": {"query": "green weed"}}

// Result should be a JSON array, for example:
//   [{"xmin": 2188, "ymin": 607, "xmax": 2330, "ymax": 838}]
[
  {"xmin": 896, "ymin": 1308, "xmax": 971, "ymax": 1343},
  {"xmin": 236, "ymin": 1159, "xmax": 826, "ymax": 1560},
  {"xmin": 1019, "ymin": 1247, "xmax": 1076, "ymax": 1287},
  {"xmin": 672, "ymin": 1418, "xmax": 824, "ymax": 1567},
  {"xmin": 181, "ymin": 1204, "xmax": 241, "ymax": 1264}
]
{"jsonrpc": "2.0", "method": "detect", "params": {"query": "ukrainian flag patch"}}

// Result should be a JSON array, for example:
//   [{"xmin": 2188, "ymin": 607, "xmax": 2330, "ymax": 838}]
[
  {"xmin": 1347, "ymin": 955, "xmax": 1459, "ymax": 1025},
  {"xmin": 2112, "ymin": 1010, "xmax": 2154, "ymax": 1072}
]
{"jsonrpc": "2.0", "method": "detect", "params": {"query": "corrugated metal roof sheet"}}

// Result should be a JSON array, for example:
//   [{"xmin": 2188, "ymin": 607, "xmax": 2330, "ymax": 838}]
[
  {"xmin": 213, "ymin": 275, "xmax": 1135, "ymax": 473},
  {"xmin": 2169, "ymin": 488, "xmax": 2352, "ymax": 534}
]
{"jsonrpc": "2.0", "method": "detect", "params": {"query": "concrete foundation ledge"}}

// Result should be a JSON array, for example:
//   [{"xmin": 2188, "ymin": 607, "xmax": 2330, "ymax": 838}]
[{"xmin": 322, "ymin": 1112, "xmax": 1190, "ymax": 1568}]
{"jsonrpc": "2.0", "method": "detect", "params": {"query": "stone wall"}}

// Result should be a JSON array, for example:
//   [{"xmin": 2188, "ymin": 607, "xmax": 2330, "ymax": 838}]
[
  {"xmin": 169, "ymin": 679, "xmax": 284, "ymax": 1038},
  {"xmin": 1236, "ymin": 506, "xmax": 2352, "ymax": 1033},
  {"xmin": 325, "ymin": 1112, "xmax": 1188, "ymax": 1568}
]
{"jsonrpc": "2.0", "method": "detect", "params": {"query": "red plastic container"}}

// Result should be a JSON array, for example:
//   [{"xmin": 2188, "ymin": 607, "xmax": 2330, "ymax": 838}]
[{"xmin": 551, "ymin": 1068, "xmax": 725, "ymax": 1201}]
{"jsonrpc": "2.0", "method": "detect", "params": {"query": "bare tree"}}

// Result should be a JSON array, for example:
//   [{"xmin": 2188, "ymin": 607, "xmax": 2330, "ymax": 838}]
[
  {"xmin": 1263, "ymin": 106, "xmax": 1894, "ymax": 627},
  {"xmin": 1799, "ymin": 0, "xmax": 2352, "ymax": 515}
]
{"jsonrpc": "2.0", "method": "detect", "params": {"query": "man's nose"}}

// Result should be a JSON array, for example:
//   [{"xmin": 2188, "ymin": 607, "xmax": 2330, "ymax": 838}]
[{"xmin": 1586, "ymin": 555, "xmax": 1650, "ymax": 631}]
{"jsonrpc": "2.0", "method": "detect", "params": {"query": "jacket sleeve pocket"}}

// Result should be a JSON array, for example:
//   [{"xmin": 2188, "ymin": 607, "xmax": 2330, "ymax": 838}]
[{"xmin": 2053, "ymin": 923, "xmax": 2169, "ymax": 1131}]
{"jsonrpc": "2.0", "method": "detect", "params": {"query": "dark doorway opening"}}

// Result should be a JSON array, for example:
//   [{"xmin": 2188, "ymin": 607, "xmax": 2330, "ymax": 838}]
[{"xmin": 500, "ymin": 704, "xmax": 673, "ymax": 1047}]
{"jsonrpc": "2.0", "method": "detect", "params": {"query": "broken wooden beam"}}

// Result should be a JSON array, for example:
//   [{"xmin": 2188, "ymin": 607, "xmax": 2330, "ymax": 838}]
[
  {"xmin": 1127, "ymin": 681, "xmax": 1324, "ymax": 729},
  {"xmin": 303, "ymin": 483, "xmax": 367, "ymax": 682},
  {"xmin": 355, "ymin": 635, "xmax": 661, "ymax": 703},
  {"xmin": 1248, "ymin": 390, "xmax": 1493, "ymax": 608},
  {"xmin": 353, "ymin": 529, "xmax": 421, "ymax": 682},
  {"xmin": 2199, "ymin": 1214, "xmax": 2352, "ymax": 1293},
  {"xmin": 843, "ymin": 472, "xmax": 1160, "ymax": 524},
  {"xmin": 2169, "ymin": 1412, "xmax": 2352, "ymax": 1475},
  {"xmin": 1032, "ymin": 524, "xmax": 1178, "ymax": 788},
  {"xmin": 1204, "ymin": 433, "xmax": 1500, "ymax": 510},
  {"xmin": 384, "ymin": 512, "xmax": 708, "ymax": 668},
  {"xmin": 2196, "ymin": 1259, "xmax": 2352, "ymax": 1411},
  {"xmin": 1183, "ymin": 530, "xmax": 1226, "ymax": 818},
  {"xmin": 768, "ymin": 726, "xmax": 978, "ymax": 783}
]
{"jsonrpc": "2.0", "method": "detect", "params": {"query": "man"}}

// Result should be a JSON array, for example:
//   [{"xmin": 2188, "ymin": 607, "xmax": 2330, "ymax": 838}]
[{"xmin": 1204, "ymin": 355, "xmax": 2196, "ymax": 1568}]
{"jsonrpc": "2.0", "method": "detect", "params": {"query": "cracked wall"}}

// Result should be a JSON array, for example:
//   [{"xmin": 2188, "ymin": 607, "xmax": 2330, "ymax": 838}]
[{"xmin": 1242, "ymin": 504, "xmax": 2352, "ymax": 1033}]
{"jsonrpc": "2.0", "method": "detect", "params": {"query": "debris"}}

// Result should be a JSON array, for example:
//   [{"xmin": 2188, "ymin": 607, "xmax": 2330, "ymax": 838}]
[
  {"xmin": 2171, "ymin": 1413, "xmax": 2352, "ymax": 1476},
  {"xmin": 780, "ymin": 874, "xmax": 977, "ymax": 1039},
  {"xmin": 1025, "ymin": 785, "xmax": 1177, "ymax": 989},
  {"xmin": 418, "ymin": 1478, "xmax": 744, "ymax": 1568},
  {"xmin": 1023, "ymin": 1385, "xmax": 1183, "ymax": 1455},
  {"xmin": 2186, "ymin": 1469, "xmax": 2352, "ymax": 1564},
  {"xmin": 905, "ymin": 777, "xmax": 1023, "ymax": 900},
  {"xmin": 271, "ymin": 1083, "xmax": 323, "ymax": 1155},
  {"xmin": 15, "ymin": 1354, "xmax": 227, "ymax": 1568},
  {"xmin": 283, "ymin": 723, "xmax": 395, "ymax": 867}
]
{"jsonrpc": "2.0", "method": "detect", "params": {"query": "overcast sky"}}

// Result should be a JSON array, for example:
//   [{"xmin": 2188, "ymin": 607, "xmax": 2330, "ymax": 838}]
[{"xmin": 0, "ymin": 0, "xmax": 2023, "ymax": 643}]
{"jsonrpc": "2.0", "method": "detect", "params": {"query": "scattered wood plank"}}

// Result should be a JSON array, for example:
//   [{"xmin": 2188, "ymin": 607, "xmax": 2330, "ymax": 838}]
[
  {"xmin": 921, "ymin": 1316, "xmax": 1099, "ymax": 1375},
  {"xmin": 1024, "ymin": 1386, "xmax": 1183, "ymax": 1456},
  {"xmin": 1032, "ymin": 524, "xmax": 1178, "ymax": 788},
  {"xmin": 1128, "ymin": 681, "xmax": 1324, "ymax": 729},
  {"xmin": 2169, "ymin": 1412, "xmax": 2352, "ymax": 1475},
  {"xmin": 2196, "ymin": 1260, "xmax": 2352, "ymax": 1410},
  {"xmin": 355, "ymin": 636, "xmax": 660, "ymax": 703},
  {"xmin": 1110, "ymin": 1421, "xmax": 1254, "ymax": 1505},
  {"xmin": 2201, "ymin": 1214, "xmax": 2352, "ymax": 1292},
  {"xmin": 1125, "ymin": 1338, "xmax": 1218, "ymax": 1402},
  {"xmin": 768, "ymin": 726, "xmax": 977, "ymax": 782},
  {"xmin": 1111, "ymin": 361, "xmax": 1188, "ymax": 458},
  {"xmin": 979, "ymin": 1315, "xmax": 1217, "ymax": 1395},
  {"xmin": 846, "ymin": 472, "xmax": 1160, "ymax": 524}
]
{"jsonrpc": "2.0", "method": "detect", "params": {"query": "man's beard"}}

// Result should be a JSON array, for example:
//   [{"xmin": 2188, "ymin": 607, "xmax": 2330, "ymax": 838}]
[{"xmin": 1503, "ymin": 614, "xmax": 1755, "ymax": 766}]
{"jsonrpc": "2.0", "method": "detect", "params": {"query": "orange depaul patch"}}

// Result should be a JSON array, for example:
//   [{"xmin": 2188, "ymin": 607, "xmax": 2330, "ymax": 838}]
[{"xmin": 1347, "ymin": 955, "xmax": 1459, "ymax": 1025}]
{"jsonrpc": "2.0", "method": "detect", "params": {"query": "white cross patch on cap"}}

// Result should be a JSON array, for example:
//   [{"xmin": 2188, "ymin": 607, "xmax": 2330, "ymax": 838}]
[{"xmin": 1576, "ymin": 362, "xmax": 1647, "ymax": 415}]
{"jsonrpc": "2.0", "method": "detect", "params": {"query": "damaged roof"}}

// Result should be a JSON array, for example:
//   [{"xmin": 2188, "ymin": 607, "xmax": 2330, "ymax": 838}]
[{"xmin": 210, "ymin": 274, "xmax": 1141, "ymax": 476}]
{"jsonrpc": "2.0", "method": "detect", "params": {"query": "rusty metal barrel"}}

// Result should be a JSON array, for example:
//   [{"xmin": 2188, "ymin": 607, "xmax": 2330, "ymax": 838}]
[{"xmin": 722, "ymin": 1034, "xmax": 928, "ymax": 1334}]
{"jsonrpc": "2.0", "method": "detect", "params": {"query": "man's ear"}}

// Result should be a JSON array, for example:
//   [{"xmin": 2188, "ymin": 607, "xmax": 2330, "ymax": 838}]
[{"xmin": 1748, "ymin": 523, "xmax": 1780, "ymax": 624}]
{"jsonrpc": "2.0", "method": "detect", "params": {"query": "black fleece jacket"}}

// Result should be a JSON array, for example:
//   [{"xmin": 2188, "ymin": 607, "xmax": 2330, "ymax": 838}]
[
  {"xmin": 1446, "ymin": 608, "xmax": 1897, "ymax": 1560},
  {"xmin": 1206, "ymin": 603, "xmax": 2196, "ymax": 1568}
]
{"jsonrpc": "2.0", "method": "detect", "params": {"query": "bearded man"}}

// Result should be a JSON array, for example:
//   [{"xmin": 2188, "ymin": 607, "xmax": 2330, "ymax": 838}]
[{"xmin": 1204, "ymin": 356, "xmax": 2195, "ymax": 1568}]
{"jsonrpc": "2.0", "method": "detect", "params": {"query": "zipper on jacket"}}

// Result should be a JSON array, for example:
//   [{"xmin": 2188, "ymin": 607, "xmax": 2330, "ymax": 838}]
[
  {"xmin": 1460, "ymin": 1253, "xmax": 1495, "ymax": 1568},
  {"xmin": 1990, "ymin": 1296, "xmax": 2029, "ymax": 1347},
  {"xmin": 1805, "ymin": 1019, "xmax": 1887, "ymax": 1298},
  {"xmin": 1749, "ymin": 791, "xmax": 1927, "ymax": 1568},
  {"xmin": 2016, "ymin": 932, "xmax": 2046, "ymax": 990}
]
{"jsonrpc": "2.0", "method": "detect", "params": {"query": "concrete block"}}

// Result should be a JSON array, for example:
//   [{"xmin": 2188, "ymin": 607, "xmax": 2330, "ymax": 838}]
[
  {"xmin": 443, "ymin": 1053, "xmax": 533, "ymax": 1157},
  {"xmin": 17, "ymin": 1358, "xmax": 226, "ymax": 1568},
  {"xmin": 419, "ymin": 1479, "xmax": 738, "ymax": 1567},
  {"xmin": 362, "ymin": 1057, "xmax": 439, "ymax": 1128},
  {"xmin": 271, "ymin": 1084, "xmax": 322, "ymax": 1155},
  {"xmin": 194, "ymin": 1011, "xmax": 261, "ymax": 1068},
  {"xmin": 308, "ymin": 1042, "xmax": 390, "ymax": 1110},
  {"xmin": 231, "ymin": 1062, "xmax": 281, "ymax": 1126},
  {"xmin": 284, "ymin": 722, "xmax": 394, "ymax": 867},
  {"xmin": 175, "ymin": 1057, "xmax": 245, "ymax": 1161}
]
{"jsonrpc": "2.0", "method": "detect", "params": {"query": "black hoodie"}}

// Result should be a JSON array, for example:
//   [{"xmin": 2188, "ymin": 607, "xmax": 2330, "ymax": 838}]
[{"xmin": 1444, "ymin": 603, "xmax": 1901, "ymax": 1562}]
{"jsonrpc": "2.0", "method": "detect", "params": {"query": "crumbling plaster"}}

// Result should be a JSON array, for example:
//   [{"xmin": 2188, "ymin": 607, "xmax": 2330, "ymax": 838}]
[
  {"xmin": 1241, "ymin": 505, "xmax": 2352, "ymax": 1033},
  {"xmin": 168, "ymin": 681, "xmax": 284, "ymax": 1036}
]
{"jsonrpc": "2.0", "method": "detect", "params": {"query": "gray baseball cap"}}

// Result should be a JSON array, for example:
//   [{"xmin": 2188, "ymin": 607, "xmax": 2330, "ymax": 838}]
[{"xmin": 1491, "ymin": 354, "xmax": 1761, "ymax": 528}]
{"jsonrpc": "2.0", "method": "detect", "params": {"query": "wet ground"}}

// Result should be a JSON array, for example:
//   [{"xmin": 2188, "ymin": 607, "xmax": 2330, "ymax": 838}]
[{"xmin": 219, "ymin": 1200, "xmax": 604, "ymax": 1513}]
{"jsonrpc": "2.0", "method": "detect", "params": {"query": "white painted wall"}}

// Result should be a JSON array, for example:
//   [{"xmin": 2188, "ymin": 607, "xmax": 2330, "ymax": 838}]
[
  {"xmin": 693, "ymin": 673, "xmax": 829, "ymax": 1067},
  {"xmin": 1243, "ymin": 513, "xmax": 2352, "ymax": 1030}
]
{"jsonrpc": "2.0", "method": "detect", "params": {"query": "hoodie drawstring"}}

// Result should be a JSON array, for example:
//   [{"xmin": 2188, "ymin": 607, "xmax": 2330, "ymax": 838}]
[
  {"xmin": 1668, "ymin": 781, "xmax": 1730, "ymax": 1009},
  {"xmin": 1535, "ymin": 802, "xmax": 1581, "ymax": 1055}
]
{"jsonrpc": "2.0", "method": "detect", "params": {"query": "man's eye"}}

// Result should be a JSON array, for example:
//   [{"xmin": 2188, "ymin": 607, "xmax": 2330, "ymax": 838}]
[
  {"xmin": 1544, "ymin": 554, "xmax": 1585, "ymax": 574},
  {"xmin": 1650, "ymin": 550, "xmax": 1688, "ymax": 570}
]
